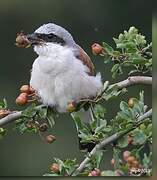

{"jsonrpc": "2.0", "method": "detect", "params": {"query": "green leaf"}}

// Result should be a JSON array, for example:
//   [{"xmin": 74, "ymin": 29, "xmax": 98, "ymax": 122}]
[
  {"xmin": 113, "ymin": 148, "xmax": 120, "ymax": 169},
  {"xmin": 95, "ymin": 124, "xmax": 106, "ymax": 133},
  {"xmin": 101, "ymin": 170, "xmax": 116, "ymax": 176},
  {"xmin": 132, "ymin": 57, "xmax": 148, "ymax": 64},
  {"xmin": 46, "ymin": 107, "xmax": 55, "ymax": 127},
  {"xmin": 120, "ymin": 101, "xmax": 133, "ymax": 118},
  {"xmin": 54, "ymin": 158, "xmax": 64, "ymax": 173},
  {"xmin": 94, "ymin": 104, "xmax": 106, "ymax": 119},
  {"xmin": 117, "ymin": 135, "xmax": 128, "ymax": 148},
  {"xmin": 135, "ymin": 34, "xmax": 146, "ymax": 46},
  {"xmin": 128, "ymin": 27, "xmax": 138, "ymax": 34},
  {"xmin": 0, "ymin": 127, "xmax": 6, "ymax": 139},
  {"xmin": 111, "ymin": 64, "xmax": 120, "ymax": 73},
  {"xmin": 103, "ymin": 85, "xmax": 124, "ymax": 100},
  {"xmin": 63, "ymin": 159, "xmax": 78, "ymax": 175},
  {"xmin": 102, "ymin": 42, "xmax": 114, "ymax": 55},
  {"xmin": 38, "ymin": 107, "xmax": 48, "ymax": 119},
  {"xmin": 0, "ymin": 98, "xmax": 8, "ymax": 109},
  {"xmin": 103, "ymin": 81, "xmax": 109, "ymax": 91},
  {"xmin": 90, "ymin": 150, "xmax": 103, "ymax": 168},
  {"xmin": 113, "ymin": 51, "xmax": 121, "ymax": 57},
  {"xmin": 111, "ymin": 64, "xmax": 122, "ymax": 78},
  {"xmin": 72, "ymin": 114, "xmax": 84, "ymax": 132},
  {"xmin": 43, "ymin": 173, "xmax": 60, "ymax": 176},
  {"xmin": 142, "ymin": 152, "xmax": 152, "ymax": 169},
  {"xmin": 95, "ymin": 150, "xmax": 103, "ymax": 168},
  {"xmin": 22, "ymin": 104, "xmax": 38, "ymax": 118},
  {"xmin": 132, "ymin": 130, "xmax": 147, "ymax": 145}
]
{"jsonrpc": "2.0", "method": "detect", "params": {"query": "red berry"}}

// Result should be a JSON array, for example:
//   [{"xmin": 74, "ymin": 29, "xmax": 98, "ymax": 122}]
[
  {"xmin": 46, "ymin": 135, "xmax": 56, "ymax": 144},
  {"xmin": 91, "ymin": 43, "xmax": 103, "ymax": 55}
]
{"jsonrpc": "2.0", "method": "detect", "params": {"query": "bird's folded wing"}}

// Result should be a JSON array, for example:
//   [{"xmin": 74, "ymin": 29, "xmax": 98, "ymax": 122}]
[{"xmin": 76, "ymin": 45, "xmax": 95, "ymax": 75}]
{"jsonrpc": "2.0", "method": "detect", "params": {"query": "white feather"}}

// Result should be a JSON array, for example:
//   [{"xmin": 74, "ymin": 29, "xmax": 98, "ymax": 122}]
[{"xmin": 30, "ymin": 43, "xmax": 102, "ymax": 112}]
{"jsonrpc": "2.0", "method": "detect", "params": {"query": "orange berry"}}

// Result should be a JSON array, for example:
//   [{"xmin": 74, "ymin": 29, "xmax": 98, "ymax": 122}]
[
  {"xmin": 20, "ymin": 85, "xmax": 30, "ymax": 94},
  {"xmin": 123, "ymin": 151, "xmax": 131, "ymax": 161},
  {"xmin": 127, "ymin": 156, "xmax": 136, "ymax": 163},
  {"xmin": 132, "ymin": 160, "xmax": 139, "ymax": 168},
  {"xmin": 46, "ymin": 135, "xmax": 56, "ymax": 144},
  {"xmin": 15, "ymin": 94, "xmax": 28, "ymax": 105},
  {"xmin": 91, "ymin": 43, "xmax": 103, "ymax": 55},
  {"xmin": 50, "ymin": 163, "xmax": 60, "ymax": 173},
  {"xmin": 128, "ymin": 98, "xmax": 135, "ymax": 108},
  {"xmin": 20, "ymin": 92, "xmax": 28, "ymax": 97}
]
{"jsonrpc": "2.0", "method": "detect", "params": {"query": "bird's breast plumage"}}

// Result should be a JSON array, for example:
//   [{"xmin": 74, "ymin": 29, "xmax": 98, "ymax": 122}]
[{"xmin": 30, "ymin": 43, "xmax": 102, "ymax": 112}]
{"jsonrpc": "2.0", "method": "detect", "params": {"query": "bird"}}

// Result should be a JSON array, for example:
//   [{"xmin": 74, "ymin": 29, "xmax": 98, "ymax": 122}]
[{"xmin": 18, "ymin": 23, "xmax": 103, "ymax": 113}]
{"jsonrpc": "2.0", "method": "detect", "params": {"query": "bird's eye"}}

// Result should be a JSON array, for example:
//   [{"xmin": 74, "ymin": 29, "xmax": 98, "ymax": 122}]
[
  {"xmin": 37, "ymin": 34, "xmax": 43, "ymax": 39},
  {"xmin": 47, "ymin": 34, "xmax": 54, "ymax": 39}
]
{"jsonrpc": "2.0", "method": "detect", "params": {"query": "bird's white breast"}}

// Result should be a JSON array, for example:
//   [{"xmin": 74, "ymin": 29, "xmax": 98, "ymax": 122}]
[{"xmin": 30, "ymin": 43, "xmax": 102, "ymax": 112}]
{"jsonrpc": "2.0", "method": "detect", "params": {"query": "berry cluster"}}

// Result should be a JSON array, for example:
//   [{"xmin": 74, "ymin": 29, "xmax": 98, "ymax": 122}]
[
  {"xmin": 25, "ymin": 120, "xmax": 56, "ymax": 144},
  {"xmin": 15, "ymin": 85, "xmax": 36, "ymax": 105},
  {"xmin": 111, "ymin": 150, "xmax": 141, "ymax": 176}
]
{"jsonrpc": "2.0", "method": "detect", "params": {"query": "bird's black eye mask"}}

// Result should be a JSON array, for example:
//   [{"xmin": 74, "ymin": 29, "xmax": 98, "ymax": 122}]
[{"xmin": 35, "ymin": 33, "xmax": 66, "ymax": 45}]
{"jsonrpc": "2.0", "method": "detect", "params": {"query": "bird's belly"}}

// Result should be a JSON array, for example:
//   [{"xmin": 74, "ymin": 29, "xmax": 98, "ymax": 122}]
[{"xmin": 30, "ymin": 59, "xmax": 102, "ymax": 112}]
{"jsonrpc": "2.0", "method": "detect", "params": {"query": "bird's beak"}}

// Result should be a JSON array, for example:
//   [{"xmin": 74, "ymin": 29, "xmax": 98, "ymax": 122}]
[
  {"xmin": 15, "ymin": 32, "xmax": 44, "ymax": 48},
  {"xmin": 26, "ymin": 33, "xmax": 43, "ymax": 46}
]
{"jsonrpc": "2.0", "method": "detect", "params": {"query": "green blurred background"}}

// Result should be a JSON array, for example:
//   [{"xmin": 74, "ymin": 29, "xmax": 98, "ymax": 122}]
[{"xmin": 0, "ymin": 0, "xmax": 152, "ymax": 177}]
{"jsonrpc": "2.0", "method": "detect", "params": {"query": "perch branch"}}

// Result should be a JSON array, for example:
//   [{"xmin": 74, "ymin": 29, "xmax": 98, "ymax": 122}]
[
  {"xmin": 115, "ymin": 76, "xmax": 152, "ymax": 89},
  {"xmin": 72, "ymin": 109, "xmax": 152, "ymax": 176},
  {"xmin": 0, "ymin": 76, "xmax": 152, "ymax": 127},
  {"xmin": 0, "ymin": 105, "xmax": 45, "ymax": 126}
]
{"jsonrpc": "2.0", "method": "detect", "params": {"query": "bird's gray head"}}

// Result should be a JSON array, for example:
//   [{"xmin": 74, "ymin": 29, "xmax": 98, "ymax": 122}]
[{"xmin": 26, "ymin": 23, "xmax": 76, "ymax": 47}]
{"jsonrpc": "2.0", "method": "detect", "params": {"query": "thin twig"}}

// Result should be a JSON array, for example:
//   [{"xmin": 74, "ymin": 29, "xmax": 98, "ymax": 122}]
[
  {"xmin": 71, "ymin": 109, "xmax": 152, "ymax": 176},
  {"xmin": 0, "ymin": 105, "xmax": 45, "ymax": 126}
]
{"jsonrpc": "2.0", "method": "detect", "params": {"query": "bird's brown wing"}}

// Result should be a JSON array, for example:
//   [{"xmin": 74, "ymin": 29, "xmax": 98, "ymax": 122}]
[{"xmin": 76, "ymin": 45, "xmax": 95, "ymax": 75}]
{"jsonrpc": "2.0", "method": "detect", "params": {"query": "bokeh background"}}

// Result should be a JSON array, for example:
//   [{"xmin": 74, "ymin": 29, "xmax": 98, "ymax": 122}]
[{"xmin": 0, "ymin": 0, "xmax": 152, "ymax": 178}]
